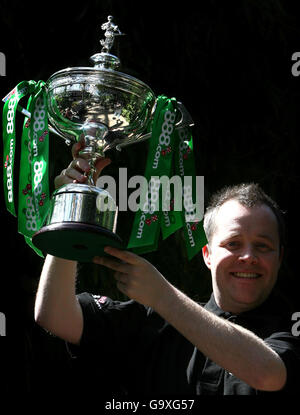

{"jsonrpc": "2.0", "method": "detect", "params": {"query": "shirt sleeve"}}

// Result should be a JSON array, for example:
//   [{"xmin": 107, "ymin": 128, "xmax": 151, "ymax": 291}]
[
  {"xmin": 264, "ymin": 331, "xmax": 300, "ymax": 394},
  {"xmin": 67, "ymin": 292, "xmax": 148, "ymax": 361}
]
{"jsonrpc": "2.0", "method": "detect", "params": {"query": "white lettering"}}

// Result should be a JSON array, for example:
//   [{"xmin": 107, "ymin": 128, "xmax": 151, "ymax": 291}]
[
  {"xmin": 160, "ymin": 175, "xmax": 182, "ymax": 211},
  {"xmin": 0, "ymin": 52, "xmax": 6, "ymax": 76},
  {"xmin": 104, "ymin": 398, "xmax": 139, "ymax": 413},
  {"xmin": 0, "ymin": 312, "xmax": 6, "ymax": 336},
  {"xmin": 128, "ymin": 175, "xmax": 147, "ymax": 212},
  {"xmin": 6, "ymin": 138, "xmax": 15, "ymax": 203},
  {"xmin": 118, "ymin": 167, "xmax": 127, "ymax": 211},
  {"xmin": 95, "ymin": 169, "xmax": 204, "ymax": 221},
  {"xmin": 137, "ymin": 213, "xmax": 146, "ymax": 239},
  {"xmin": 152, "ymin": 145, "xmax": 161, "ymax": 169},
  {"xmin": 291, "ymin": 52, "xmax": 300, "ymax": 77},
  {"xmin": 97, "ymin": 175, "xmax": 117, "ymax": 202},
  {"xmin": 291, "ymin": 312, "xmax": 300, "ymax": 336},
  {"xmin": 186, "ymin": 222, "xmax": 195, "ymax": 247},
  {"xmin": 163, "ymin": 210, "xmax": 170, "ymax": 227}
]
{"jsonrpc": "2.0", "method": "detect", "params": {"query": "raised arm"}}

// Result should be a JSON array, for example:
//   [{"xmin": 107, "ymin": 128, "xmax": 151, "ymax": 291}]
[
  {"xmin": 34, "ymin": 141, "xmax": 111, "ymax": 344},
  {"xmin": 34, "ymin": 255, "xmax": 83, "ymax": 344}
]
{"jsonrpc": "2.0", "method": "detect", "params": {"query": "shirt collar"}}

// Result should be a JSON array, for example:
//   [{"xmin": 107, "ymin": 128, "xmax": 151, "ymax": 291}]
[
  {"xmin": 204, "ymin": 290, "xmax": 288, "ymax": 320},
  {"xmin": 204, "ymin": 293, "xmax": 232, "ymax": 318}
]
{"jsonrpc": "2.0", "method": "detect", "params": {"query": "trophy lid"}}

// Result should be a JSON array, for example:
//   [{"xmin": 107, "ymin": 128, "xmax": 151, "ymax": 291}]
[
  {"xmin": 89, "ymin": 15, "xmax": 122, "ymax": 70},
  {"xmin": 47, "ymin": 15, "xmax": 151, "ymax": 79},
  {"xmin": 89, "ymin": 52, "xmax": 121, "ymax": 70}
]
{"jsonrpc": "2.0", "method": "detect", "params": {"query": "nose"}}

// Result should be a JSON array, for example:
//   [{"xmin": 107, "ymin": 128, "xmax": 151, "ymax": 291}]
[{"xmin": 238, "ymin": 245, "xmax": 258, "ymax": 264}]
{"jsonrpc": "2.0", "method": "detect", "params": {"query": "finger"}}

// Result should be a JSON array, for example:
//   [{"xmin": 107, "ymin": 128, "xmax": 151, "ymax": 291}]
[
  {"xmin": 93, "ymin": 255, "xmax": 131, "ymax": 273},
  {"xmin": 93, "ymin": 157, "xmax": 112, "ymax": 182},
  {"xmin": 54, "ymin": 162, "xmax": 88, "ymax": 189},
  {"xmin": 54, "ymin": 172, "xmax": 73, "ymax": 189},
  {"xmin": 62, "ymin": 164, "xmax": 88, "ymax": 183},
  {"xmin": 54, "ymin": 174, "xmax": 72, "ymax": 189},
  {"xmin": 54, "ymin": 169, "xmax": 84, "ymax": 188},
  {"xmin": 67, "ymin": 168, "xmax": 88, "ymax": 183},
  {"xmin": 95, "ymin": 157, "xmax": 111, "ymax": 171},
  {"xmin": 69, "ymin": 158, "xmax": 90, "ymax": 174},
  {"xmin": 71, "ymin": 138, "xmax": 85, "ymax": 159},
  {"xmin": 72, "ymin": 140, "xmax": 110, "ymax": 168},
  {"xmin": 103, "ymin": 246, "xmax": 141, "ymax": 265},
  {"xmin": 63, "ymin": 159, "xmax": 91, "ymax": 183}
]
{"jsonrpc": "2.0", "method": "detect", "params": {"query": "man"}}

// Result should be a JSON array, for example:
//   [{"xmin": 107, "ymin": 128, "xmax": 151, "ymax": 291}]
[{"xmin": 34, "ymin": 142, "xmax": 300, "ymax": 394}]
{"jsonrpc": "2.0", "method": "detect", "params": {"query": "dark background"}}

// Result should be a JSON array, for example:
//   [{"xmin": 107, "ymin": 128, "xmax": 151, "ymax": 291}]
[{"xmin": 0, "ymin": 0, "xmax": 299, "ymax": 398}]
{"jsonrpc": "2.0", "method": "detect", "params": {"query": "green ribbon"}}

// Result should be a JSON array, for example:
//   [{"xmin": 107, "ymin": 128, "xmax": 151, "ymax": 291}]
[
  {"xmin": 2, "ymin": 81, "xmax": 30, "ymax": 216},
  {"xmin": 127, "ymin": 95, "xmax": 207, "ymax": 259},
  {"xmin": 127, "ymin": 96, "xmax": 176, "ymax": 253},
  {"xmin": 2, "ymin": 80, "xmax": 49, "ymax": 256},
  {"xmin": 174, "ymin": 127, "xmax": 207, "ymax": 260}
]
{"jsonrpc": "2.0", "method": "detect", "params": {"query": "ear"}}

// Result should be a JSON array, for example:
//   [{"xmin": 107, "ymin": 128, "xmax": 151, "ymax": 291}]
[{"xmin": 202, "ymin": 244, "xmax": 212, "ymax": 269}]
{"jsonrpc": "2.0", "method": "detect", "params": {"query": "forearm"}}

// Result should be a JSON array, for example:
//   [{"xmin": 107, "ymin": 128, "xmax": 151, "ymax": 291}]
[
  {"xmin": 153, "ymin": 283, "xmax": 286, "ymax": 391},
  {"xmin": 34, "ymin": 255, "xmax": 83, "ymax": 344},
  {"xmin": 93, "ymin": 246, "xmax": 286, "ymax": 391},
  {"xmin": 34, "ymin": 144, "xmax": 109, "ymax": 343}
]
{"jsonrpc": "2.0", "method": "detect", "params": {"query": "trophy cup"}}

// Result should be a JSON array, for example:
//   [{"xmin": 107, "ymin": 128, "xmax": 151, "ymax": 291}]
[{"xmin": 31, "ymin": 16, "xmax": 193, "ymax": 262}]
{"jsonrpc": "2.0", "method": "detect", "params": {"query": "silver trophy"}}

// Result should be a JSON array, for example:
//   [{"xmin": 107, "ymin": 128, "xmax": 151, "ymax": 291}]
[{"xmin": 32, "ymin": 16, "xmax": 193, "ymax": 262}]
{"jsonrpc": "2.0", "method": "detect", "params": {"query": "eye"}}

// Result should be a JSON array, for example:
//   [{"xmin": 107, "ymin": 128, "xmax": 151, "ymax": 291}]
[
  {"xmin": 256, "ymin": 243, "xmax": 266, "ymax": 248},
  {"xmin": 255, "ymin": 242, "xmax": 272, "ymax": 252},
  {"xmin": 226, "ymin": 241, "xmax": 240, "ymax": 249}
]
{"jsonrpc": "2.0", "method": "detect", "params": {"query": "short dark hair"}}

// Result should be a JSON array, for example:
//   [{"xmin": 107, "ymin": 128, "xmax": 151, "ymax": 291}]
[{"xmin": 203, "ymin": 183, "xmax": 286, "ymax": 248}]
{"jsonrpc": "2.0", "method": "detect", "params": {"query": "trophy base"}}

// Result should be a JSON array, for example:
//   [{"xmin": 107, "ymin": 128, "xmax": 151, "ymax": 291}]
[{"xmin": 32, "ymin": 222, "xmax": 123, "ymax": 262}]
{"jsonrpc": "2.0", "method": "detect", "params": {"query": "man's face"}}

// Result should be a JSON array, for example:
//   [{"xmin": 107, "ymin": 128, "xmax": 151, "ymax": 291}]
[{"xmin": 203, "ymin": 200, "xmax": 283, "ymax": 314}]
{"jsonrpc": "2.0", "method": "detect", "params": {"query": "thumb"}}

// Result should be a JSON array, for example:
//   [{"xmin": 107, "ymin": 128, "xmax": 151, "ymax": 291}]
[{"xmin": 93, "ymin": 157, "xmax": 111, "ymax": 182}]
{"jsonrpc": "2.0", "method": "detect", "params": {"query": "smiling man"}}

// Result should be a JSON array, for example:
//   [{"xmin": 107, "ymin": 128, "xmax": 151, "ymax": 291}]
[
  {"xmin": 202, "ymin": 185, "xmax": 284, "ymax": 315},
  {"xmin": 35, "ymin": 154, "xmax": 300, "ymax": 395}
]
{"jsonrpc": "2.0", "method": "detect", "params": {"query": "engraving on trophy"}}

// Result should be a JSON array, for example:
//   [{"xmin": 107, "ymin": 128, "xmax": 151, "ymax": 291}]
[{"xmin": 100, "ymin": 16, "xmax": 124, "ymax": 53}]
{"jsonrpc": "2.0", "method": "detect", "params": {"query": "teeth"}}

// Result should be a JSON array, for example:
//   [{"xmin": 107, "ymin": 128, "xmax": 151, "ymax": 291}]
[{"xmin": 233, "ymin": 272, "xmax": 260, "ymax": 278}]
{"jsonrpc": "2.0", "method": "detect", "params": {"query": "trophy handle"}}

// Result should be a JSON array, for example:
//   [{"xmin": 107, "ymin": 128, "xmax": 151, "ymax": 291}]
[
  {"xmin": 48, "ymin": 124, "xmax": 73, "ymax": 146},
  {"xmin": 175, "ymin": 101, "xmax": 195, "ymax": 129},
  {"xmin": 115, "ymin": 101, "xmax": 194, "ymax": 151},
  {"xmin": 16, "ymin": 104, "xmax": 74, "ymax": 146}
]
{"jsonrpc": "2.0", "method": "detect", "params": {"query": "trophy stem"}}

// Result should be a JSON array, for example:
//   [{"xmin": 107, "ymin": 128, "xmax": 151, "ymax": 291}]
[
  {"xmin": 87, "ymin": 157, "xmax": 97, "ymax": 186},
  {"xmin": 77, "ymin": 152, "xmax": 100, "ymax": 186},
  {"xmin": 79, "ymin": 121, "xmax": 109, "ymax": 186}
]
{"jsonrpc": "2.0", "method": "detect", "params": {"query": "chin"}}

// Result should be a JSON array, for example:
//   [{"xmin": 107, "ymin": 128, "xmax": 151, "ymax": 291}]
[{"xmin": 231, "ymin": 292, "xmax": 269, "ymax": 312}]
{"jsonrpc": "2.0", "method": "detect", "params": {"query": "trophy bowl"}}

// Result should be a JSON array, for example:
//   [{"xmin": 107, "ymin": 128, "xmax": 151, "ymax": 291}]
[{"xmin": 46, "ymin": 64, "xmax": 156, "ymax": 156}]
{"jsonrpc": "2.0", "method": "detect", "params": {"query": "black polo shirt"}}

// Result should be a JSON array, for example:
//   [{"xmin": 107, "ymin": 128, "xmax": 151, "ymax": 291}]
[{"xmin": 68, "ymin": 291, "xmax": 300, "ymax": 395}]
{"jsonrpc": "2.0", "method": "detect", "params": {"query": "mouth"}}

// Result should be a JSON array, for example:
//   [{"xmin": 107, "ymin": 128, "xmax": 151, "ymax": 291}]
[{"xmin": 230, "ymin": 272, "xmax": 262, "ymax": 279}]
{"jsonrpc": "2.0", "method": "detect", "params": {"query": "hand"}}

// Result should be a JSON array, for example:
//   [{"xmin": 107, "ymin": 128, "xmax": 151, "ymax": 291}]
[
  {"xmin": 54, "ymin": 139, "xmax": 111, "ymax": 189},
  {"xmin": 93, "ymin": 246, "xmax": 171, "ymax": 308}
]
